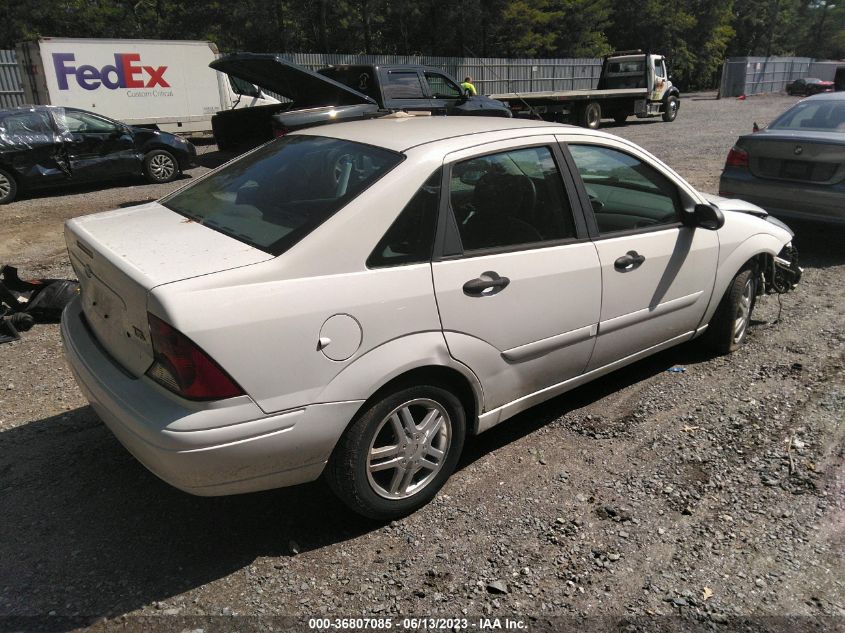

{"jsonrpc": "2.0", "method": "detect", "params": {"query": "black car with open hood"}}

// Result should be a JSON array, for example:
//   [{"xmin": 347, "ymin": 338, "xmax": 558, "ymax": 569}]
[{"xmin": 209, "ymin": 53, "xmax": 511, "ymax": 151}]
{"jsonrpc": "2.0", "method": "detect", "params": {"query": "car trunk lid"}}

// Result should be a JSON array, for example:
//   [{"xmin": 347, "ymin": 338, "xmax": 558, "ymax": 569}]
[
  {"xmin": 741, "ymin": 131, "xmax": 845, "ymax": 185},
  {"xmin": 210, "ymin": 54, "xmax": 377, "ymax": 107},
  {"xmin": 66, "ymin": 202, "xmax": 273, "ymax": 377}
]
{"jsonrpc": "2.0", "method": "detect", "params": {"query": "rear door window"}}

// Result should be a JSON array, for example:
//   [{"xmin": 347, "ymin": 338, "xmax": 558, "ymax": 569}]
[
  {"xmin": 162, "ymin": 135, "xmax": 403, "ymax": 255},
  {"xmin": 449, "ymin": 146, "xmax": 577, "ymax": 252},
  {"xmin": 383, "ymin": 71, "xmax": 427, "ymax": 99},
  {"xmin": 0, "ymin": 110, "xmax": 55, "ymax": 138}
]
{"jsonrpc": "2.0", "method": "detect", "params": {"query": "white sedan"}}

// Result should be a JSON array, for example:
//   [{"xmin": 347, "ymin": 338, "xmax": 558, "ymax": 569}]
[{"xmin": 61, "ymin": 117, "xmax": 801, "ymax": 519}]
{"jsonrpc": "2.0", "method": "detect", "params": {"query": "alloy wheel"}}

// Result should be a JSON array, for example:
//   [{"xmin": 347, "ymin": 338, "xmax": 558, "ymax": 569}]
[
  {"xmin": 733, "ymin": 277, "xmax": 754, "ymax": 344},
  {"xmin": 149, "ymin": 154, "xmax": 175, "ymax": 181},
  {"xmin": 0, "ymin": 172, "xmax": 11, "ymax": 199},
  {"xmin": 366, "ymin": 398, "xmax": 452, "ymax": 500}
]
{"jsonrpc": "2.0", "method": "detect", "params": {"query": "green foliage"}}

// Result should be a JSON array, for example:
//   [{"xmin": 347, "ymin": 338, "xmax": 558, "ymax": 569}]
[{"xmin": 1, "ymin": 0, "xmax": 841, "ymax": 90}]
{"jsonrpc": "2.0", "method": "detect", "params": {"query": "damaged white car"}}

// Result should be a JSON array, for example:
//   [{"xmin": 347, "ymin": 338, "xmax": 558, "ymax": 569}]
[{"xmin": 61, "ymin": 117, "xmax": 801, "ymax": 519}]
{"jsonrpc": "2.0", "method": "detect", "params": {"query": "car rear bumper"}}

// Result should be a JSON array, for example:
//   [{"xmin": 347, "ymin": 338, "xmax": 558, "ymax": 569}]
[
  {"xmin": 720, "ymin": 169, "xmax": 845, "ymax": 225},
  {"xmin": 61, "ymin": 297, "xmax": 362, "ymax": 496}
]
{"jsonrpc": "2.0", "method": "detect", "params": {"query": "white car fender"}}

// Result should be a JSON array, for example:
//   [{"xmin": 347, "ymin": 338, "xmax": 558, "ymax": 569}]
[
  {"xmin": 701, "ymin": 230, "xmax": 788, "ymax": 327},
  {"xmin": 315, "ymin": 331, "xmax": 484, "ymax": 424}
]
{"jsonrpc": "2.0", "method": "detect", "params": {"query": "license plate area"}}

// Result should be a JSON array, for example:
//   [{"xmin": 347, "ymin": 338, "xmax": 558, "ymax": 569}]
[{"xmin": 781, "ymin": 160, "xmax": 812, "ymax": 180}]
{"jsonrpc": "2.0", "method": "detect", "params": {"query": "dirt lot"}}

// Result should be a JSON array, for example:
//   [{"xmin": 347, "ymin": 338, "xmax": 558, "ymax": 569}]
[{"xmin": 0, "ymin": 94, "xmax": 843, "ymax": 632}]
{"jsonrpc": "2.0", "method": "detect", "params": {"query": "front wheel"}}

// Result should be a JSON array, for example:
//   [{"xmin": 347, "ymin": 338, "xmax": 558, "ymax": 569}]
[
  {"xmin": 662, "ymin": 95, "xmax": 679, "ymax": 122},
  {"xmin": 143, "ymin": 149, "xmax": 180, "ymax": 184},
  {"xmin": 325, "ymin": 385, "xmax": 466, "ymax": 520},
  {"xmin": 704, "ymin": 264, "xmax": 758, "ymax": 355}
]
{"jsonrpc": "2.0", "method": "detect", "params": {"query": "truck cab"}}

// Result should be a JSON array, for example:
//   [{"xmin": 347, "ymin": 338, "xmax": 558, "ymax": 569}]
[{"xmin": 599, "ymin": 52, "xmax": 675, "ymax": 111}]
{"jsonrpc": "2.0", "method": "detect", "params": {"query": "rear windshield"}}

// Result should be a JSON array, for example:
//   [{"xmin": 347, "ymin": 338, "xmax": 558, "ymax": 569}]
[
  {"xmin": 162, "ymin": 135, "xmax": 403, "ymax": 255},
  {"xmin": 769, "ymin": 100, "xmax": 845, "ymax": 132}
]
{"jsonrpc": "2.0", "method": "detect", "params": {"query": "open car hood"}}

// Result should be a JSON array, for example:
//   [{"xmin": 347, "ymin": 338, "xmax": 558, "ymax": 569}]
[{"xmin": 210, "ymin": 53, "xmax": 377, "ymax": 107}]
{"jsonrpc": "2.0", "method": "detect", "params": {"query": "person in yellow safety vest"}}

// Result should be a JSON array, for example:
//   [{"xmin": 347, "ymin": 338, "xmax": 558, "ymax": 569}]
[{"xmin": 460, "ymin": 77, "xmax": 477, "ymax": 96}]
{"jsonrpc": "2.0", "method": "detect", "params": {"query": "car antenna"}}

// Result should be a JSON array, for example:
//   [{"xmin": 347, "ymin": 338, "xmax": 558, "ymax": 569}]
[{"xmin": 461, "ymin": 44, "xmax": 541, "ymax": 120}]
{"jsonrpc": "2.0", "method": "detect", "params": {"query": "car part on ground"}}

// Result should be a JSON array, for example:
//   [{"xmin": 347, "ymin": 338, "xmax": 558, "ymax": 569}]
[{"xmin": 61, "ymin": 117, "xmax": 800, "ymax": 519}]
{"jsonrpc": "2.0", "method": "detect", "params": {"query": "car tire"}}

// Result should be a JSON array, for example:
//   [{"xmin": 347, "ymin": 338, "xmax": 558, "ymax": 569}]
[
  {"xmin": 579, "ymin": 102, "xmax": 602, "ymax": 129},
  {"xmin": 0, "ymin": 168, "xmax": 18, "ymax": 204},
  {"xmin": 325, "ymin": 384, "xmax": 466, "ymax": 520},
  {"xmin": 662, "ymin": 95, "xmax": 679, "ymax": 122},
  {"xmin": 704, "ymin": 264, "xmax": 758, "ymax": 355},
  {"xmin": 143, "ymin": 149, "xmax": 180, "ymax": 184}
]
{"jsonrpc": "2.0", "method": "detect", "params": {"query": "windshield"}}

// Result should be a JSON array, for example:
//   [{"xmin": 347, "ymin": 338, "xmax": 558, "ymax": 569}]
[
  {"xmin": 162, "ymin": 135, "xmax": 402, "ymax": 255},
  {"xmin": 769, "ymin": 100, "xmax": 845, "ymax": 132}
]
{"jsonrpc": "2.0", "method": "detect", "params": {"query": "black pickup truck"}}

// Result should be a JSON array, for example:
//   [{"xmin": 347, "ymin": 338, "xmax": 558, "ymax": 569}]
[{"xmin": 209, "ymin": 54, "xmax": 511, "ymax": 150}]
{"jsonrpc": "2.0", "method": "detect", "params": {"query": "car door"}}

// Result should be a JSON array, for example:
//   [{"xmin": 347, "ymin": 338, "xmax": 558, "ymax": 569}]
[
  {"xmin": 431, "ymin": 139, "xmax": 601, "ymax": 414},
  {"xmin": 381, "ymin": 70, "xmax": 433, "ymax": 112},
  {"xmin": 423, "ymin": 71, "xmax": 465, "ymax": 114},
  {"xmin": 561, "ymin": 138, "xmax": 719, "ymax": 371},
  {"xmin": 53, "ymin": 109, "xmax": 139, "ymax": 181}
]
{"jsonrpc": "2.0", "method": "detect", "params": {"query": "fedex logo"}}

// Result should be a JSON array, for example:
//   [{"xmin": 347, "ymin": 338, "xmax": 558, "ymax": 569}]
[{"xmin": 53, "ymin": 53, "xmax": 169, "ymax": 91}]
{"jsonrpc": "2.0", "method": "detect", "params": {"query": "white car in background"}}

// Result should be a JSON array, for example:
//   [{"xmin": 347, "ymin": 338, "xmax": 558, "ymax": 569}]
[{"xmin": 61, "ymin": 117, "xmax": 801, "ymax": 519}]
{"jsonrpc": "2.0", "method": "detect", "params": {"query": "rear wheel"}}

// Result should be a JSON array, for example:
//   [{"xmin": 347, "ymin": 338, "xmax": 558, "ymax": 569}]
[
  {"xmin": 704, "ymin": 264, "xmax": 758, "ymax": 355},
  {"xmin": 325, "ymin": 384, "xmax": 466, "ymax": 520},
  {"xmin": 0, "ymin": 168, "xmax": 17, "ymax": 204},
  {"xmin": 143, "ymin": 149, "xmax": 179, "ymax": 184},
  {"xmin": 579, "ymin": 102, "xmax": 602, "ymax": 129},
  {"xmin": 662, "ymin": 95, "xmax": 679, "ymax": 122}
]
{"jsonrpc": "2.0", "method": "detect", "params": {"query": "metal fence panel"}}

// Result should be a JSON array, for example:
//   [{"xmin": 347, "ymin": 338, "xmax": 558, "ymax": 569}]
[
  {"xmin": 0, "ymin": 49, "xmax": 25, "ymax": 108},
  {"xmin": 719, "ymin": 57, "xmax": 812, "ymax": 97}
]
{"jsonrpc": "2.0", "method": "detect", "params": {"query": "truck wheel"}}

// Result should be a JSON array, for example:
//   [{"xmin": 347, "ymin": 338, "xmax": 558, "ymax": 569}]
[
  {"xmin": 613, "ymin": 112, "xmax": 628, "ymax": 125},
  {"xmin": 579, "ymin": 102, "xmax": 602, "ymax": 129},
  {"xmin": 143, "ymin": 150, "xmax": 180, "ymax": 184},
  {"xmin": 0, "ymin": 168, "xmax": 17, "ymax": 204},
  {"xmin": 662, "ymin": 96, "xmax": 679, "ymax": 122}
]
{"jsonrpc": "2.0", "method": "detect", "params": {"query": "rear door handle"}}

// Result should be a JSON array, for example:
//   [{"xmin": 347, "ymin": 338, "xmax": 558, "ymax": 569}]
[
  {"xmin": 614, "ymin": 250, "xmax": 646, "ymax": 271},
  {"xmin": 463, "ymin": 271, "xmax": 510, "ymax": 296}
]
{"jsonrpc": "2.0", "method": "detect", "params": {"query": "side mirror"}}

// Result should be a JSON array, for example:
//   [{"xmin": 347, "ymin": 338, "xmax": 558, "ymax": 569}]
[{"xmin": 692, "ymin": 203, "xmax": 724, "ymax": 230}]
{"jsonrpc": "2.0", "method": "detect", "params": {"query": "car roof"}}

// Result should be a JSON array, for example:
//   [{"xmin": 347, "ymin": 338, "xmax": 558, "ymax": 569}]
[
  {"xmin": 293, "ymin": 116, "xmax": 607, "ymax": 153},
  {"xmin": 802, "ymin": 91, "xmax": 844, "ymax": 102}
]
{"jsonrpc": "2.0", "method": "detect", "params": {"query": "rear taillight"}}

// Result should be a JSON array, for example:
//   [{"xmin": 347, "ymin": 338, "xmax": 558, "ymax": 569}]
[
  {"xmin": 725, "ymin": 146, "xmax": 749, "ymax": 168},
  {"xmin": 146, "ymin": 313, "xmax": 243, "ymax": 400},
  {"xmin": 272, "ymin": 125, "xmax": 289, "ymax": 138}
]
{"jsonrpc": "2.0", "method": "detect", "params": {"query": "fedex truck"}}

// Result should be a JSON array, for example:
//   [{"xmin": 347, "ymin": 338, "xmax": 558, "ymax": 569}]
[{"xmin": 15, "ymin": 37, "xmax": 279, "ymax": 134}]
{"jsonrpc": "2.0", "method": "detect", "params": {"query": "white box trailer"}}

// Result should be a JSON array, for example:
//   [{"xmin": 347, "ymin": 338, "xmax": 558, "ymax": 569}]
[{"xmin": 15, "ymin": 37, "xmax": 278, "ymax": 134}]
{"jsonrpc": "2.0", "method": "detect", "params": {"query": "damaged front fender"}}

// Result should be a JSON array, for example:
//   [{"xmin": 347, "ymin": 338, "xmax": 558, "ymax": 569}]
[{"xmin": 766, "ymin": 242, "xmax": 802, "ymax": 293}]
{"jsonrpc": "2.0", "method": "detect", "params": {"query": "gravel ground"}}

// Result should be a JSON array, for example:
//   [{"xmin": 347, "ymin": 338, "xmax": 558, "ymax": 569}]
[{"xmin": 0, "ymin": 93, "xmax": 843, "ymax": 632}]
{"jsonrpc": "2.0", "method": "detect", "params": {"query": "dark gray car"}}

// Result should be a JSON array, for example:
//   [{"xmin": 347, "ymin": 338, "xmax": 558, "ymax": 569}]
[{"xmin": 718, "ymin": 92, "xmax": 845, "ymax": 224}]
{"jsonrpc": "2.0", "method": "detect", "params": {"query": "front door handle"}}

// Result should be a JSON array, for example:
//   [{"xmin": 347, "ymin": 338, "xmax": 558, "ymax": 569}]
[
  {"xmin": 463, "ymin": 271, "xmax": 510, "ymax": 296},
  {"xmin": 614, "ymin": 250, "xmax": 646, "ymax": 272}
]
